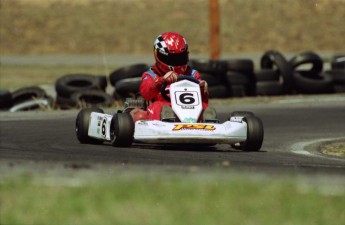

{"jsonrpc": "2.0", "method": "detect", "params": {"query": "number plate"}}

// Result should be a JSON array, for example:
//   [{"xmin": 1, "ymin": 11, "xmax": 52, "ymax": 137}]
[{"xmin": 170, "ymin": 80, "xmax": 203, "ymax": 122}]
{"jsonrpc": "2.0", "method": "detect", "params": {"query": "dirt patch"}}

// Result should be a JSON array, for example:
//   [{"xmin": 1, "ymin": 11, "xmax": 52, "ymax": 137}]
[
  {"xmin": 1, "ymin": 0, "xmax": 345, "ymax": 55},
  {"xmin": 320, "ymin": 141, "xmax": 345, "ymax": 158}
]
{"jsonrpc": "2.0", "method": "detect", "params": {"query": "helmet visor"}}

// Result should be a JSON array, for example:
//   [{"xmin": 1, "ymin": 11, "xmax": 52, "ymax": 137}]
[{"xmin": 157, "ymin": 51, "xmax": 189, "ymax": 66}]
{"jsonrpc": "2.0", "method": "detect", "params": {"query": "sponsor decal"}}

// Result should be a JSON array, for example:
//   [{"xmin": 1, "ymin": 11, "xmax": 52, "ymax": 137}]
[
  {"xmin": 181, "ymin": 105, "xmax": 194, "ymax": 109},
  {"xmin": 173, "ymin": 124, "xmax": 216, "ymax": 131},
  {"xmin": 101, "ymin": 119, "xmax": 106, "ymax": 136},
  {"xmin": 230, "ymin": 116, "xmax": 243, "ymax": 122},
  {"xmin": 138, "ymin": 121, "xmax": 148, "ymax": 126},
  {"xmin": 182, "ymin": 117, "xmax": 197, "ymax": 123}
]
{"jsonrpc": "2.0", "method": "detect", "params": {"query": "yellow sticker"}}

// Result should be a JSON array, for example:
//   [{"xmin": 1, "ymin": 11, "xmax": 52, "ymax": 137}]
[{"xmin": 173, "ymin": 124, "xmax": 216, "ymax": 131}]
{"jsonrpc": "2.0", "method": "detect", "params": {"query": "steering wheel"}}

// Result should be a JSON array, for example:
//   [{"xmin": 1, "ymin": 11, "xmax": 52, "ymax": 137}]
[{"xmin": 160, "ymin": 75, "xmax": 200, "ymax": 102}]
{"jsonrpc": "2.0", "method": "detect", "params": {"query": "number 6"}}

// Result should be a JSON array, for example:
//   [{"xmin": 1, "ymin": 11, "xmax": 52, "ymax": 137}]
[{"xmin": 179, "ymin": 93, "xmax": 195, "ymax": 104}]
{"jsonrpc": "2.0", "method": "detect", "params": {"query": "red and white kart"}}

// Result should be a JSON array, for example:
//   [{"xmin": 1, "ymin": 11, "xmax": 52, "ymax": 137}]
[{"xmin": 75, "ymin": 76, "xmax": 264, "ymax": 151}]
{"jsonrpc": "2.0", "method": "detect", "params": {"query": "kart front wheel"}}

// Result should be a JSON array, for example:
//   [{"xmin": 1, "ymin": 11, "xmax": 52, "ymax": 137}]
[
  {"xmin": 76, "ymin": 107, "xmax": 104, "ymax": 144},
  {"xmin": 241, "ymin": 116, "xmax": 264, "ymax": 151},
  {"xmin": 110, "ymin": 113, "xmax": 134, "ymax": 147}
]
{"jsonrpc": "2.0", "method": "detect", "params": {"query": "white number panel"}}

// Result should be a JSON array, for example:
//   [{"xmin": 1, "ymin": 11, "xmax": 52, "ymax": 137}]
[{"xmin": 170, "ymin": 80, "xmax": 203, "ymax": 122}]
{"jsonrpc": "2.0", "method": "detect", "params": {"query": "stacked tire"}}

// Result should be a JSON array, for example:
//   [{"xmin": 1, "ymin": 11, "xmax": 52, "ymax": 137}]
[
  {"xmin": 326, "ymin": 54, "xmax": 345, "ymax": 93},
  {"xmin": 55, "ymin": 74, "xmax": 114, "ymax": 109},
  {"xmin": 109, "ymin": 64, "xmax": 149, "ymax": 99},
  {"xmin": 225, "ymin": 59, "xmax": 256, "ymax": 97},
  {"xmin": 290, "ymin": 51, "xmax": 334, "ymax": 94},
  {"xmin": 189, "ymin": 59, "xmax": 230, "ymax": 98},
  {"xmin": 255, "ymin": 50, "xmax": 293, "ymax": 96},
  {"xmin": 190, "ymin": 59, "xmax": 257, "ymax": 98},
  {"xmin": 0, "ymin": 86, "xmax": 53, "ymax": 112}
]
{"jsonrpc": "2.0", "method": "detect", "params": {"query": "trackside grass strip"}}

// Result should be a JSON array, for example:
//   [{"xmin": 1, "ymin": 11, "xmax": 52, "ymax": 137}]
[{"xmin": 1, "ymin": 174, "xmax": 344, "ymax": 225}]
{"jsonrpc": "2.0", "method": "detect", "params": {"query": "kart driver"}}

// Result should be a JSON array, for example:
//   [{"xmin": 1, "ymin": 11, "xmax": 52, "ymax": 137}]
[{"xmin": 138, "ymin": 31, "xmax": 211, "ymax": 121}]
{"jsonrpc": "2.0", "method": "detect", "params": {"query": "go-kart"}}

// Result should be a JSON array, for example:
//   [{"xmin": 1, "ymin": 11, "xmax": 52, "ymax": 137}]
[{"xmin": 75, "ymin": 75, "xmax": 264, "ymax": 151}]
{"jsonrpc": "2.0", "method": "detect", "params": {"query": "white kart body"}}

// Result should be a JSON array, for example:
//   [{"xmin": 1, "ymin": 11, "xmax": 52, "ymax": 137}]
[
  {"xmin": 133, "ymin": 119, "xmax": 246, "ymax": 144},
  {"xmin": 87, "ymin": 80, "xmax": 249, "ymax": 145}
]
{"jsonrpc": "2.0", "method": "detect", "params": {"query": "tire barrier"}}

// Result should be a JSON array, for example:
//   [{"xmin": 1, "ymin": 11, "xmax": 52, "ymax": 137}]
[
  {"xmin": 9, "ymin": 97, "xmax": 54, "ymax": 112},
  {"xmin": 331, "ymin": 54, "xmax": 345, "ymax": 70},
  {"xmin": 0, "ymin": 90, "xmax": 13, "ymax": 109},
  {"xmin": 226, "ymin": 59, "xmax": 256, "ymax": 97},
  {"xmin": 56, "ymin": 90, "xmax": 114, "ymax": 109},
  {"xmin": 189, "ymin": 59, "xmax": 228, "ymax": 98},
  {"xmin": 259, "ymin": 50, "xmax": 293, "ymax": 94},
  {"xmin": 108, "ymin": 52, "xmax": 343, "ymax": 99},
  {"xmin": 114, "ymin": 77, "xmax": 142, "ymax": 99},
  {"xmin": 5, "ymin": 51, "xmax": 344, "ymax": 112},
  {"xmin": 255, "ymin": 69, "xmax": 280, "ymax": 82},
  {"xmin": 109, "ymin": 64, "xmax": 149, "ymax": 99},
  {"xmin": 289, "ymin": 51, "xmax": 324, "ymax": 75},
  {"xmin": 11, "ymin": 86, "xmax": 48, "ymax": 105},
  {"xmin": 54, "ymin": 73, "xmax": 113, "ymax": 109},
  {"xmin": 55, "ymin": 74, "xmax": 107, "ymax": 98},
  {"xmin": 1, "ymin": 86, "xmax": 54, "ymax": 112},
  {"xmin": 328, "ymin": 54, "xmax": 345, "ymax": 93},
  {"xmin": 109, "ymin": 64, "xmax": 149, "ymax": 86},
  {"xmin": 290, "ymin": 52, "xmax": 334, "ymax": 94},
  {"xmin": 190, "ymin": 59, "xmax": 256, "ymax": 98}
]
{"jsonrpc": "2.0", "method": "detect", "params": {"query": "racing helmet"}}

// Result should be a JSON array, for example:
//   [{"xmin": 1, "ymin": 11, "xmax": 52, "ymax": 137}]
[{"xmin": 154, "ymin": 32, "xmax": 189, "ymax": 74}]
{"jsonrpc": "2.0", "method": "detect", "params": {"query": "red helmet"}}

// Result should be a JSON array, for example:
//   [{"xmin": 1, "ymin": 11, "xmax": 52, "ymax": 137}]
[{"xmin": 154, "ymin": 32, "xmax": 189, "ymax": 74}]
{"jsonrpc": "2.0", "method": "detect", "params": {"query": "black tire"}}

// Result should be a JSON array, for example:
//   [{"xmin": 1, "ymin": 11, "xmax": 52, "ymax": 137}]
[
  {"xmin": 241, "ymin": 116, "xmax": 264, "ymax": 151},
  {"xmin": 226, "ymin": 71, "xmax": 256, "ymax": 96},
  {"xmin": 229, "ymin": 85, "xmax": 246, "ymax": 97},
  {"xmin": 208, "ymin": 85, "xmax": 231, "ymax": 98},
  {"xmin": 256, "ymin": 81, "xmax": 285, "ymax": 96},
  {"xmin": 200, "ymin": 73, "xmax": 222, "ymax": 86},
  {"xmin": 55, "ymin": 74, "xmax": 106, "ymax": 98},
  {"xmin": 9, "ymin": 97, "xmax": 54, "ymax": 112},
  {"xmin": 225, "ymin": 59, "xmax": 254, "ymax": 75},
  {"xmin": 0, "ymin": 90, "xmax": 13, "ymax": 109},
  {"xmin": 11, "ymin": 86, "xmax": 47, "ymax": 105},
  {"xmin": 109, "ymin": 64, "xmax": 149, "ymax": 86},
  {"xmin": 226, "ymin": 71, "xmax": 250, "ymax": 86},
  {"xmin": 110, "ymin": 113, "xmax": 134, "ymax": 147},
  {"xmin": 189, "ymin": 59, "xmax": 227, "ymax": 76},
  {"xmin": 255, "ymin": 69, "xmax": 280, "ymax": 81},
  {"xmin": 71, "ymin": 90, "xmax": 114, "ymax": 108},
  {"xmin": 292, "ymin": 71, "xmax": 334, "ymax": 94},
  {"xmin": 331, "ymin": 54, "xmax": 345, "ymax": 70},
  {"xmin": 289, "ymin": 51, "xmax": 323, "ymax": 75},
  {"xmin": 55, "ymin": 95, "xmax": 76, "ymax": 109},
  {"xmin": 261, "ymin": 50, "xmax": 293, "ymax": 94},
  {"xmin": 114, "ymin": 77, "xmax": 142, "ymax": 98},
  {"xmin": 98, "ymin": 75, "xmax": 108, "ymax": 90},
  {"xmin": 325, "ymin": 69, "xmax": 345, "ymax": 84},
  {"xmin": 75, "ymin": 107, "xmax": 104, "ymax": 144}
]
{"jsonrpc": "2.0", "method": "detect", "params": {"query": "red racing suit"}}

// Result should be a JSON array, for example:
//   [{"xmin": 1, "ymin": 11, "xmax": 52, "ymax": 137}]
[{"xmin": 140, "ymin": 64, "xmax": 209, "ymax": 120}]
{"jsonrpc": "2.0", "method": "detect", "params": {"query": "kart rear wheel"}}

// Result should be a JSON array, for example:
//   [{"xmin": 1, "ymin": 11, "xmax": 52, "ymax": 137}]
[
  {"xmin": 110, "ymin": 113, "xmax": 134, "ymax": 147},
  {"xmin": 76, "ymin": 107, "xmax": 104, "ymax": 144},
  {"xmin": 241, "ymin": 116, "xmax": 264, "ymax": 151}
]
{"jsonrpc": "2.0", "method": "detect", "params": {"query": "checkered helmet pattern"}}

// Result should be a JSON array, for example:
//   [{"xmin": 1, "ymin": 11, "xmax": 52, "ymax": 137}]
[{"xmin": 154, "ymin": 35, "xmax": 169, "ymax": 55}]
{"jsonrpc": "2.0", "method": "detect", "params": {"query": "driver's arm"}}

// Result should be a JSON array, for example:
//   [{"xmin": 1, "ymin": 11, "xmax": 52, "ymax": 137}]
[
  {"xmin": 139, "ymin": 71, "xmax": 178, "ymax": 101},
  {"xmin": 192, "ymin": 71, "xmax": 209, "ymax": 103}
]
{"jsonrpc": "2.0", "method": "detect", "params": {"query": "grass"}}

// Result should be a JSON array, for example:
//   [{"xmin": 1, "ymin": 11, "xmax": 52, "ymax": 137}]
[{"xmin": 1, "ymin": 172, "xmax": 345, "ymax": 225}]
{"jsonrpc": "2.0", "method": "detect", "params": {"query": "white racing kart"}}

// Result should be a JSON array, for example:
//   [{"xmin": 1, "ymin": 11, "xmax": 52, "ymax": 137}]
[{"xmin": 75, "ymin": 75, "xmax": 264, "ymax": 151}]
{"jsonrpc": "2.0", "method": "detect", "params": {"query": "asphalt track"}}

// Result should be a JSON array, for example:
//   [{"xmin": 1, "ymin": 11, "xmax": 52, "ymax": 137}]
[{"xmin": 1, "ymin": 95, "xmax": 344, "ymax": 175}]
